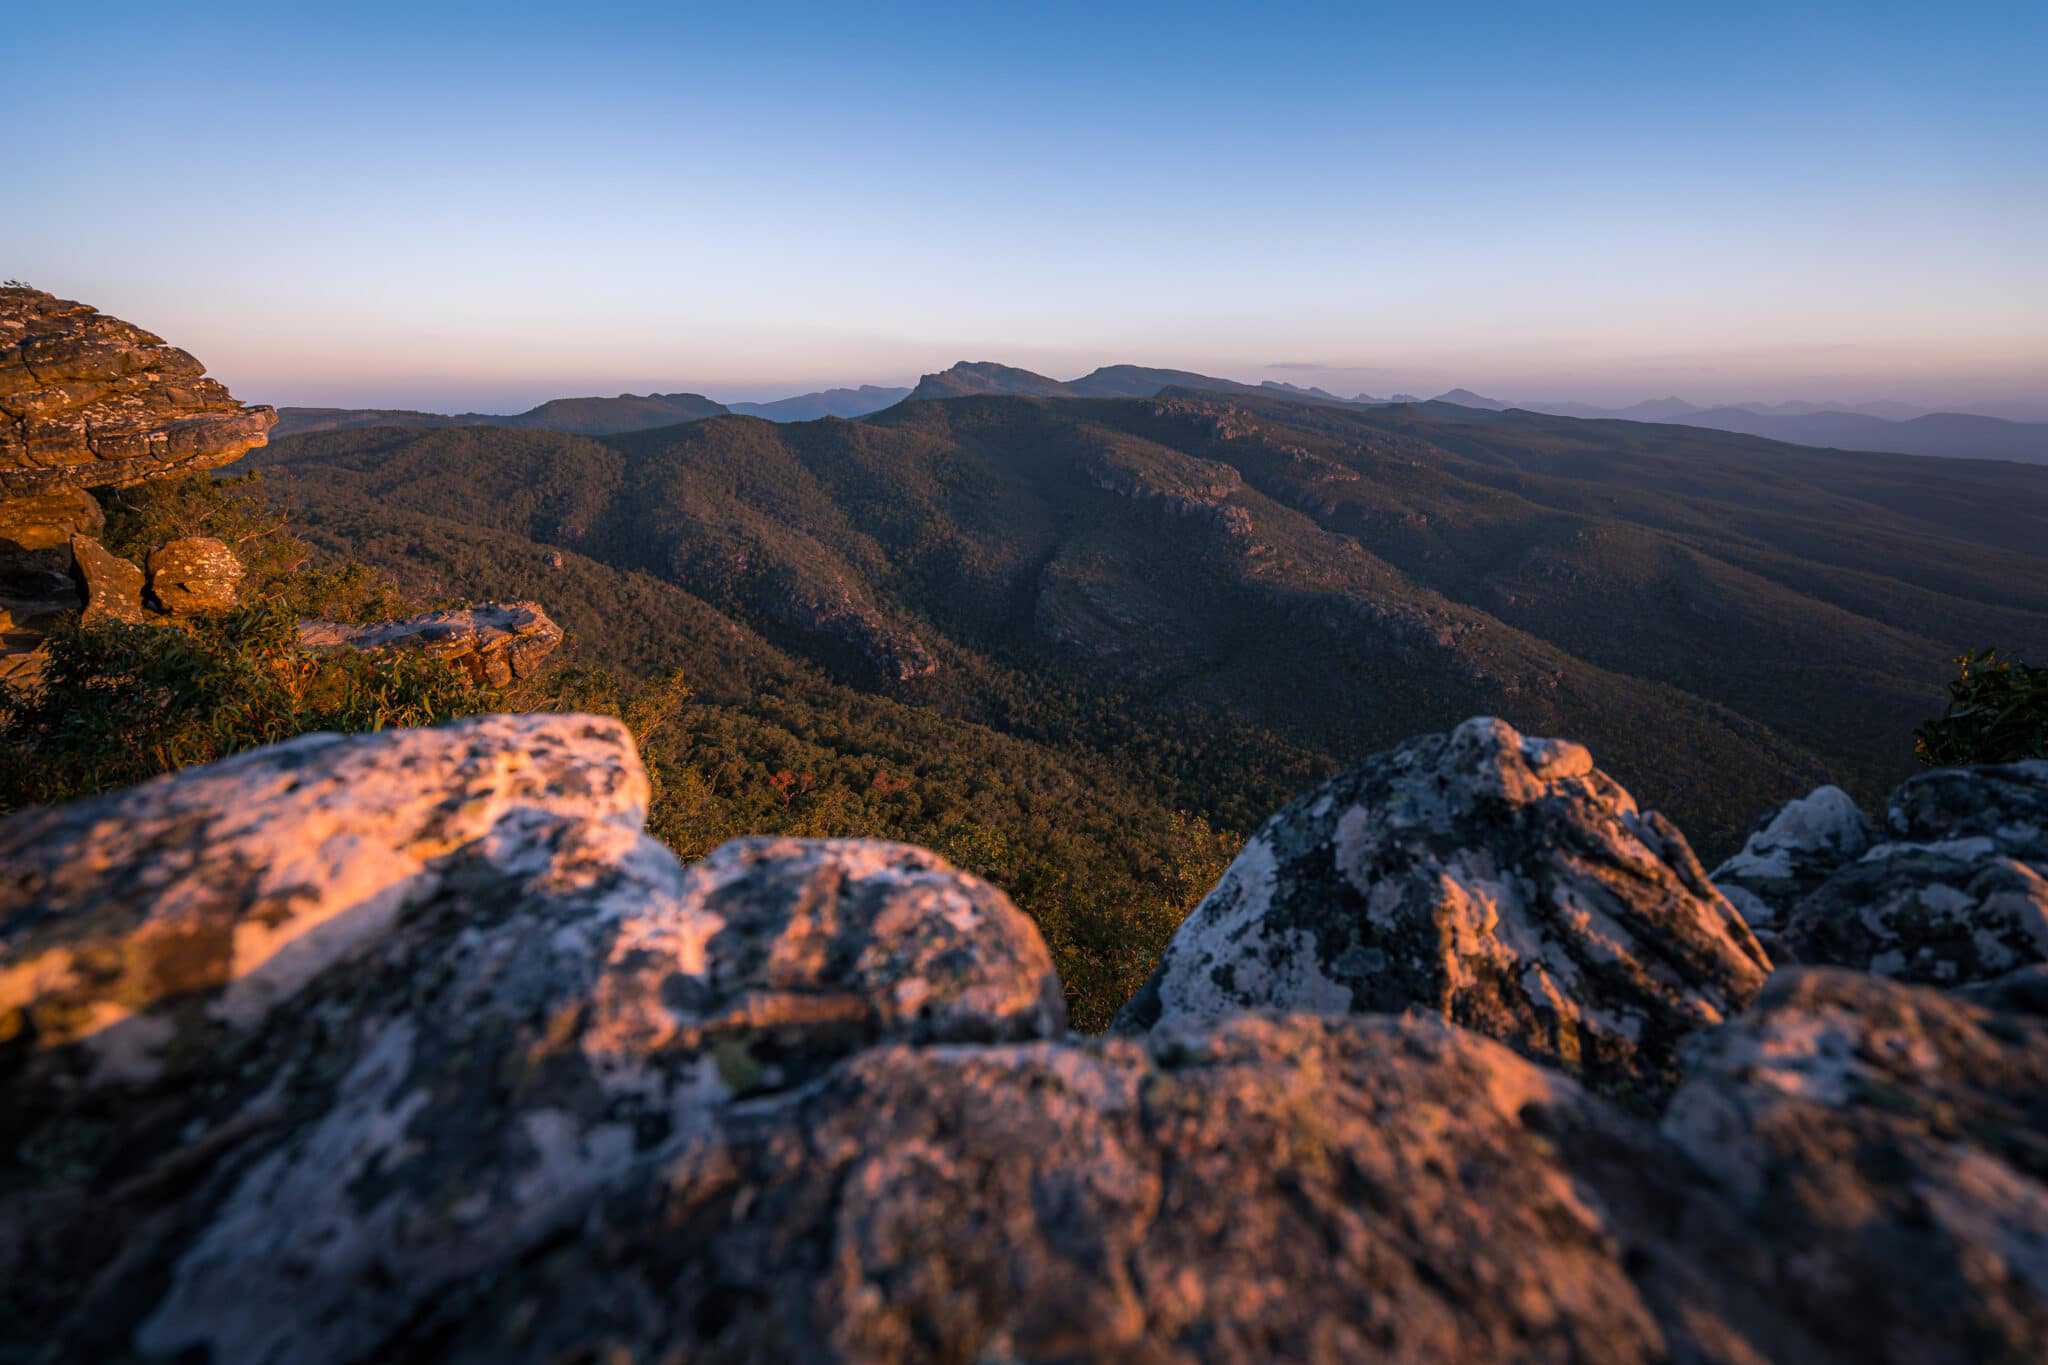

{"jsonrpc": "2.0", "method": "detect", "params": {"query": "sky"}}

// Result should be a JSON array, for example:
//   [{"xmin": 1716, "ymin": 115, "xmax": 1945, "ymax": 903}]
[{"xmin": 7, "ymin": 1, "xmax": 2046, "ymax": 416}]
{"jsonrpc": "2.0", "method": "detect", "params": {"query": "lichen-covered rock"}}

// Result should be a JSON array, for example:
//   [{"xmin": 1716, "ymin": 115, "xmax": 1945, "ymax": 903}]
[
  {"xmin": 1766, "ymin": 762, "xmax": 2048, "ymax": 987},
  {"xmin": 68, "ymin": 532, "xmax": 143, "ymax": 624},
  {"xmin": 0, "ymin": 286, "xmax": 275, "ymax": 496},
  {"xmin": 297, "ymin": 600, "xmax": 564, "ymax": 686},
  {"xmin": 1114, "ymin": 716, "xmax": 1771, "ymax": 1100},
  {"xmin": 1664, "ymin": 968, "xmax": 2048, "ymax": 1361},
  {"xmin": 0, "ymin": 487, "xmax": 103, "ymax": 551},
  {"xmin": 1779, "ymin": 848, "xmax": 2048, "ymax": 985},
  {"xmin": 6, "ymin": 715, "xmax": 2048, "ymax": 1363},
  {"xmin": 1712, "ymin": 784, "xmax": 1873, "ymax": 939},
  {"xmin": 0, "ymin": 718, "xmax": 1062, "ymax": 1362},
  {"xmin": 1886, "ymin": 759, "xmax": 2048, "ymax": 864},
  {"xmin": 144, "ymin": 535, "xmax": 243, "ymax": 614},
  {"xmin": 376, "ymin": 1013, "xmax": 1805, "ymax": 1365}
]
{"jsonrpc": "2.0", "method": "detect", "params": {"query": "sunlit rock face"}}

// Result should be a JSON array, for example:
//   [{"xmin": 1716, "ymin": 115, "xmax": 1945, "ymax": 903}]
[
  {"xmin": 297, "ymin": 599, "xmax": 566, "ymax": 686},
  {"xmin": 3, "ymin": 714, "xmax": 2046, "ymax": 1363},
  {"xmin": 0, "ymin": 285, "xmax": 277, "ymax": 682},
  {"xmin": 1, "ymin": 714, "xmax": 1060, "ymax": 1362},
  {"xmin": 1114, "ymin": 716, "xmax": 1770, "ymax": 1102},
  {"xmin": 0, "ymin": 285, "xmax": 275, "ymax": 497}
]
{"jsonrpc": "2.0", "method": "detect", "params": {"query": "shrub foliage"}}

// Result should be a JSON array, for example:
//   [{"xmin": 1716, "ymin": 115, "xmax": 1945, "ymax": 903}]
[
  {"xmin": 1914, "ymin": 649, "xmax": 2048, "ymax": 767},
  {"xmin": 0, "ymin": 603, "xmax": 496, "ymax": 811}
]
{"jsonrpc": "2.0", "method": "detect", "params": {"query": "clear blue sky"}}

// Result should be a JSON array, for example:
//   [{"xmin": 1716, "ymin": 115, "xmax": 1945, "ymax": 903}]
[{"xmin": 8, "ymin": 1, "xmax": 2045, "ymax": 414}]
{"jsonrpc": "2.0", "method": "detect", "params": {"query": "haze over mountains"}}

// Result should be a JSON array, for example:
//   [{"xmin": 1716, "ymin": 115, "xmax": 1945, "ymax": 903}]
[{"xmin": 274, "ymin": 361, "xmax": 2048, "ymax": 464}]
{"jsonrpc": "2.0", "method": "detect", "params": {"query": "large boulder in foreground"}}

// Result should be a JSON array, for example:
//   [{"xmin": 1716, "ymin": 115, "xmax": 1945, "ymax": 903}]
[
  {"xmin": 1113, "ymin": 716, "xmax": 1771, "ymax": 1100},
  {"xmin": 400, "ymin": 1013, "xmax": 1759, "ymax": 1364},
  {"xmin": 297, "ymin": 600, "xmax": 564, "ymax": 686},
  {"xmin": 1, "ymin": 715, "xmax": 1061, "ymax": 1362},
  {"xmin": 0, "ymin": 285, "xmax": 275, "ymax": 497},
  {"xmin": 1665, "ymin": 967, "xmax": 2048, "ymax": 1360},
  {"xmin": 4, "ymin": 715, "xmax": 2048, "ymax": 1362}
]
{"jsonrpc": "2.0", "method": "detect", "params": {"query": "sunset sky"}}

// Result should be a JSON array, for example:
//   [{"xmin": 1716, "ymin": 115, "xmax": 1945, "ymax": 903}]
[{"xmin": 9, "ymin": 1, "xmax": 2045, "ymax": 415}]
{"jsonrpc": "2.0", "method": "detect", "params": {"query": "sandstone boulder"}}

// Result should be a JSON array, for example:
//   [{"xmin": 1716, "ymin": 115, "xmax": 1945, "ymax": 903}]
[
  {"xmin": 0, "ymin": 485, "xmax": 103, "ymax": 608},
  {"xmin": 1711, "ymin": 783, "xmax": 1872, "ymax": 941},
  {"xmin": 297, "ymin": 600, "xmax": 564, "ymax": 686},
  {"xmin": 68, "ymin": 533, "xmax": 144, "ymax": 624},
  {"xmin": 1886, "ymin": 759, "xmax": 2048, "ymax": 863},
  {"xmin": 1780, "ymin": 848, "xmax": 2048, "ymax": 985},
  {"xmin": 144, "ymin": 535, "xmax": 244, "ymax": 614},
  {"xmin": 1114, "ymin": 716, "xmax": 1771, "ymax": 1100},
  {"xmin": 0, "ymin": 286, "xmax": 275, "ymax": 496},
  {"xmin": 398, "ymin": 1013, "xmax": 1771, "ymax": 1365}
]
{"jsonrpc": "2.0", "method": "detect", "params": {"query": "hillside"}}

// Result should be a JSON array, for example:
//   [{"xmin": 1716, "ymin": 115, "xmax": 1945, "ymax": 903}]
[{"xmin": 249, "ymin": 390, "xmax": 2048, "ymax": 864}]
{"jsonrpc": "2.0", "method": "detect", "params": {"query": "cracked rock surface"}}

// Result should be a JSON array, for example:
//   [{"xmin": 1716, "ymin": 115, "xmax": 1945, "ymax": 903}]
[
  {"xmin": 4, "ymin": 715, "xmax": 2047, "ymax": 1363},
  {"xmin": 0, "ymin": 285, "xmax": 275, "ymax": 496},
  {"xmin": 1113, "ymin": 716, "xmax": 1770, "ymax": 1102},
  {"xmin": 1729, "ymin": 762, "xmax": 2048, "ymax": 987},
  {"xmin": 297, "ymin": 600, "xmax": 566, "ymax": 686}
]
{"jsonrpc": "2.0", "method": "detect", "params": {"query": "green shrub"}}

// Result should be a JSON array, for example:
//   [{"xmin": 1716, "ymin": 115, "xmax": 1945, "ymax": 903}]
[
  {"xmin": 1913, "ymin": 649, "xmax": 2048, "ymax": 767},
  {"xmin": 0, "ymin": 602, "xmax": 496, "ymax": 812},
  {"xmin": 99, "ymin": 473, "xmax": 418, "ymax": 622}
]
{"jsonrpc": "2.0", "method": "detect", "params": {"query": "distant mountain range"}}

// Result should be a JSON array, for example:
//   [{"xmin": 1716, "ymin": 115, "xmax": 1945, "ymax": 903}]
[
  {"xmin": 272, "ymin": 391, "xmax": 727, "ymax": 439},
  {"xmin": 270, "ymin": 363, "xmax": 2047, "ymax": 464},
  {"xmin": 726, "ymin": 385, "xmax": 912, "ymax": 422},
  {"xmin": 1410, "ymin": 388, "xmax": 2048, "ymax": 464}
]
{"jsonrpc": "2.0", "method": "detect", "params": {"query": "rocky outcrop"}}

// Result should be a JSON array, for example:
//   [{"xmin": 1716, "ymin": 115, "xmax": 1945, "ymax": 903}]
[
  {"xmin": 0, "ymin": 486, "xmax": 102, "ymax": 583},
  {"xmin": 1717, "ymin": 763, "xmax": 2048, "ymax": 988},
  {"xmin": 0, "ymin": 285, "xmax": 275, "ymax": 498},
  {"xmin": 1711, "ymin": 783, "xmax": 1873, "ymax": 942},
  {"xmin": 297, "ymin": 600, "xmax": 564, "ymax": 686},
  {"xmin": 5, "ymin": 717, "xmax": 2047, "ymax": 1362},
  {"xmin": 1, "ymin": 716, "xmax": 1059, "ymax": 1361},
  {"xmin": 1113, "ymin": 717, "xmax": 1770, "ymax": 1101},
  {"xmin": 144, "ymin": 536, "xmax": 243, "ymax": 614},
  {"xmin": 0, "ymin": 287, "xmax": 273, "ymax": 675},
  {"xmin": 1781, "ymin": 849, "xmax": 2048, "ymax": 985},
  {"xmin": 69, "ymin": 533, "xmax": 144, "ymax": 624},
  {"xmin": 1887, "ymin": 759, "xmax": 2048, "ymax": 861}
]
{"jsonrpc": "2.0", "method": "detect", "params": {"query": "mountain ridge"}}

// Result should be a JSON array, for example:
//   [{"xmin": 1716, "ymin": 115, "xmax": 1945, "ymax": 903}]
[{"xmin": 249, "ymin": 387, "xmax": 2048, "ymax": 860}]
